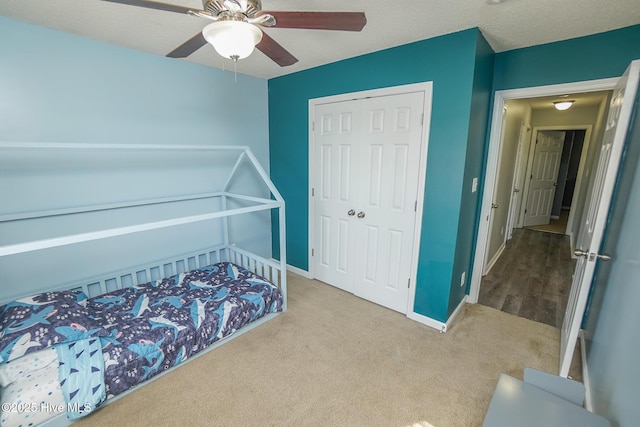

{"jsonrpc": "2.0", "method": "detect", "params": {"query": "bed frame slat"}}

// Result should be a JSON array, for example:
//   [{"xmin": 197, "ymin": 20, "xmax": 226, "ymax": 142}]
[{"xmin": 25, "ymin": 245, "xmax": 285, "ymax": 302}]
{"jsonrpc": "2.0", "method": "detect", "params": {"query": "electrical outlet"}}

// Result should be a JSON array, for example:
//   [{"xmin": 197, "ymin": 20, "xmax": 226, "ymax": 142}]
[{"xmin": 460, "ymin": 271, "xmax": 466, "ymax": 287}]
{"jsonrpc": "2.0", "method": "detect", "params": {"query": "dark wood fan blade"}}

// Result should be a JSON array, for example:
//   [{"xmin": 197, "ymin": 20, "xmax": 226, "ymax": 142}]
[
  {"xmin": 259, "ymin": 11, "xmax": 366, "ymax": 31},
  {"xmin": 100, "ymin": 0, "xmax": 193, "ymax": 14},
  {"xmin": 167, "ymin": 33, "xmax": 207, "ymax": 58},
  {"xmin": 256, "ymin": 32, "xmax": 298, "ymax": 67}
]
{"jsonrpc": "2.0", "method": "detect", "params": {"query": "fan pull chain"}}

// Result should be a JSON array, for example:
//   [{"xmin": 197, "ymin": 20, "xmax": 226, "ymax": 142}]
[{"xmin": 231, "ymin": 55, "xmax": 239, "ymax": 83}]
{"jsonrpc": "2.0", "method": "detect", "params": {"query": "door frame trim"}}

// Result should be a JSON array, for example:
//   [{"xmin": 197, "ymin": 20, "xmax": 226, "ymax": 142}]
[
  {"xmin": 468, "ymin": 77, "xmax": 618, "ymax": 304},
  {"xmin": 308, "ymin": 82, "xmax": 433, "ymax": 316}
]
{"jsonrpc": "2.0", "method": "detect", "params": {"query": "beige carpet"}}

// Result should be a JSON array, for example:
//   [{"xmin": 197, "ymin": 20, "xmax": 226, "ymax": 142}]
[{"xmin": 77, "ymin": 273, "xmax": 561, "ymax": 427}]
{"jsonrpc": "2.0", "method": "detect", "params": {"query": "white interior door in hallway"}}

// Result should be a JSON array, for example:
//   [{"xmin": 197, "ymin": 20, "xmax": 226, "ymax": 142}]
[
  {"xmin": 523, "ymin": 130, "xmax": 566, "ymax": 227},
  {"xmin": 312, "ymin": 91, "xmax": 425, "ymax": 313}
]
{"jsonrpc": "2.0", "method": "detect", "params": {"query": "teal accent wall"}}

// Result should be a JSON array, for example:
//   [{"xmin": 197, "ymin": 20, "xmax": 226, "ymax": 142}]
[
  {"xmin": 450, "ymin": 33, "xmax": 495, "ymax": 314},
  {"xmin": 494, "ymin": 24, "xmax": 640, "ymax": 91},
  {"xmin": 269, "ymin": 28, "xmax": 493, "ymax": 322}
]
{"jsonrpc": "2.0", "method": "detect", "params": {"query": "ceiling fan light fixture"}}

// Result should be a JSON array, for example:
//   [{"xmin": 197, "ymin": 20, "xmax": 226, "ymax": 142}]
[
  {"xmin": 202, "ymin": 20, "xmax": 263, "ymax": 61},
  {"xmin": 554, "ymin": 100, "xmax": 574, "ymax": 111}
]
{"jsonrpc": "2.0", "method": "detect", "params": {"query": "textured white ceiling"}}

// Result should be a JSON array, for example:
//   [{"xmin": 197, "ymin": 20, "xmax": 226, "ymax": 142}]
[{"xmin": 1, "ymin": 0, "xmax": 639, "ymax": 79}]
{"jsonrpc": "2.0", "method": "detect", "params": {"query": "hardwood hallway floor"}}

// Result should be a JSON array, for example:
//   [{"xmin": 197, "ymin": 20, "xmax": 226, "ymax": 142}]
[{"xmin": 478, "ymin": 228, "xmax": 576, "ymax": 328}]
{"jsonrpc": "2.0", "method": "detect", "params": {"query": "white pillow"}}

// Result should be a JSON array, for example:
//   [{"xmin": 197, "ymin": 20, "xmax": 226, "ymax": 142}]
[
  {"xmin": 0, "ymin": 347, "xmax": 58, "ymax": 387},
  {"xmin": 0, "ymin": 356, "xmax": 65, "ymax": 427}
]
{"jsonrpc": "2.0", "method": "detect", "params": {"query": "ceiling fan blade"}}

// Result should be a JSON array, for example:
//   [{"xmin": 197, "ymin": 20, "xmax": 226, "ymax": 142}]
[
  {"xmin": 167, "ymin": 33, "xmax": 207, "ymax": 58},
  {"xmin": 256, "ymin": 32, "xmax": 298, "ymax": 67},
  {"xmin": 259, "ymin": 11, "xmax": 366, "ymax": 31},
  {"xmin": 100, "ymin": 0, "xmax": 194, "ymax": 14}
]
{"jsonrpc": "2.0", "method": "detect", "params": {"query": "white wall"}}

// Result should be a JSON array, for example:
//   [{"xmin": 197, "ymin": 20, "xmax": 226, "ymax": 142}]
[{"xmin": 485, "ymin": 100, "xmax": 528, "ymax": 267}]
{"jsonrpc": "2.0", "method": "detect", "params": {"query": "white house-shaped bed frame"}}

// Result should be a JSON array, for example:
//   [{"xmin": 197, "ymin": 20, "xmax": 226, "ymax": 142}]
[{"xmin": 0, "ymin": 142, "xmax": 286, "ymax": 426}]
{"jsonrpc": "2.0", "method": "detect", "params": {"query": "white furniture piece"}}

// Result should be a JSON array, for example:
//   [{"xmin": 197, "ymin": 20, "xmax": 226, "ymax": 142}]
[
  {"xmin": 522, "ymin": 367, "xmax": 585, "ymax": 406},
  {"xmin": 483, "ymin": 372, "xmax": 610, "ymax": 427},
  {"xmin": 0, "ymin": 143, "xmax": 287, "ymax": 426}
]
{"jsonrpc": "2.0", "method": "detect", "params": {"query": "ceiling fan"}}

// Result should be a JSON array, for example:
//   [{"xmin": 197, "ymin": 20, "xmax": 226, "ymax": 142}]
[{"xmin": 100, "ymin": 0, "xmax": 367, "ymax": 66}]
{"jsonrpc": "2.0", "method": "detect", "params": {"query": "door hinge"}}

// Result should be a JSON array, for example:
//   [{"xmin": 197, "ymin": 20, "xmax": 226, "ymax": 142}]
[
  {"xmin": 311, "ymin": 187, "xmax": 315, "ymax": 197},
  {"xmin": 408, "ymin": 278, "xmax": 411, "ymax": 288},
  {"xmin": 414, "ymin": 200, "xmax": 417, "ymax": 212},
  {"xmin": 311, "ymin": 248, "xmax": 314, "ymax": 257},
  {"xmin": 312, "ymin": 121, "xmax": 315, "ymax": 131},
  {"xmin": 420, "ymin": 113, "xmax": 424, "ymax": 126}
]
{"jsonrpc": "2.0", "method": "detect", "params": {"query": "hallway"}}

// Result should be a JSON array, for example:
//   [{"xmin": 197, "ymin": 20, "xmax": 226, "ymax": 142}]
[
  {"xmin": 525, "ymin": 209, "xmax": 570, "ymax": 235},
  {"xmin": 478, "ymin": 228, "xmax": 576, "ymax": 327}
]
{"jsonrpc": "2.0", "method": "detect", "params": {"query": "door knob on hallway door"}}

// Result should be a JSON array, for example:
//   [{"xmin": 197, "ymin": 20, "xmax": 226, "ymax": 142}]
[
  {"xmin": 347, "ymin": 209, "xmax": 355, "ymax": 216},
  {"xmin": 574, "ymin": 249, "xmax": 611, "ymax": 262},
  {"xmin": 357, "ymin": 211, "xmax": 365, "ymax": 218},
  {"xmin": 491, "ymin": 203, "xmax": 499, "ymax": 209},
  {"xmin": 574, "ymin": 249, "xmax": 589, "ymax": 258}
]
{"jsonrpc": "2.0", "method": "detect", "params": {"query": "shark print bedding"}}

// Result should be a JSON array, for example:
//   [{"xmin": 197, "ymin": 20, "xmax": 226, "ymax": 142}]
[
  {"xmin": 0, "ymin": 262, "xmax": 283, "ymax": 425},
  {"xmin": 89, "ymin": 262, "xmax": 283, "ymax": 397}
]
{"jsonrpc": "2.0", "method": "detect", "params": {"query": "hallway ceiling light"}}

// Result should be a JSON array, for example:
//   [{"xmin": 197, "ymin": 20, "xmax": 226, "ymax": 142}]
[{"xmin": 554, "ymin": 100, "xmax": 574, "ymax": 111}]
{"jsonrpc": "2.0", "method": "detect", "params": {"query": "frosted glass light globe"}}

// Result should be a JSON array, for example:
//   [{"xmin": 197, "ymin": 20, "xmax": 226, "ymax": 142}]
[{"xmin": 202, "ymin": 21, "xmax": 263, "ymax": 60}]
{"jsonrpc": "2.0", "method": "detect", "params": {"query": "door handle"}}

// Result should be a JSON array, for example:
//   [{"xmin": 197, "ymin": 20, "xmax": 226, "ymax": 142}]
[
  {"xmin": 357, "ymin": 211, "xmax": 365, "ymax": 218},
  {"xmin": 513, "ymin": 188, "xmax": 520, "ymax": 193},
  {"xmin": 347, "ymin": 209, "xmax": 355, "ymax": 216},
  {"xmin": 491, "ymin": 203, "xmax": 499, "ymax": 209},
  {"xmin": 574, "ymin": 249, "xmax": 611, "ymax": 262},
  {"xmin": 574, "ymin": 249, "xmax": 589, "ymax": 258}
]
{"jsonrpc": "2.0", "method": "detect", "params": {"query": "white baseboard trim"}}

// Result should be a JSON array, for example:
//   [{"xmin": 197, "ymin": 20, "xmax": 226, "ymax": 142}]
[
  {"xmin": 407, "ymin": 296, "xmax": 467, "ymax": 333},
  {"xmin": 285, "ymin": 262, "xmax": 468, "ymax": 334},
  {"xmin": 580, "ymin": 330, "xmax": 595, "ymax": 412},
  {"xmin": 269, "ymin": 259, "xmax": 313, "ymax": 279},
  {"xmin": 286, "ymin": 263, "xmax": 312, "ymax": 279},
  {"xmin": 407, "ymin": 311, "xmax": 447, "ymax": 332},
  {"xmin": 483, "ymin": 243, "xmax": 505, "ymax": 275}
]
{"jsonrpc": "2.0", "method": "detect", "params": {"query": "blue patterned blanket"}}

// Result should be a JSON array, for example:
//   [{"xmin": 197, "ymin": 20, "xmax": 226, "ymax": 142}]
[
  {"xmin": 55, "ymin": 337, "xmax": 106, "ymax": 419},
  {"xmin": 0, "ymin": 261, "xmax": 283, "ymax": 417},
  {"xmin": 88, "ymin": 262, "xmax": 283, "ymax": 398}
]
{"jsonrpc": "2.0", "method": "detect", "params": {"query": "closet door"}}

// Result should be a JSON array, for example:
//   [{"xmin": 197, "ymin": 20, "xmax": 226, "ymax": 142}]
[
  {"xmin": 352, "ymin": 92, "xmax": 424, "ymax": 312},
  {"xmin": 313, "ymin": 99, "xmax": 362, "ymax": 292},
  {"xmin": 312, "ymin": 92, "xmax": 424, "ymax": 313}
]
